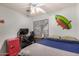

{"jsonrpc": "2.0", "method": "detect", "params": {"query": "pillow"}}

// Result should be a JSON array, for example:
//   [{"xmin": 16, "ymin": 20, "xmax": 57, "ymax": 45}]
[
  {"xmin": 61, "ymin": 36, "xmax": 78, "ymax": 41},
  {"xmin": 48, "ymin": 35, "xmax": 61, "ymax": 40}
]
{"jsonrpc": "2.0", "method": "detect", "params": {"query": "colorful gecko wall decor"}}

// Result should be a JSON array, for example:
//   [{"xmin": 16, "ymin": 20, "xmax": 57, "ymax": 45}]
[{"xmin": 55, "ymin": 15, "xmax": 72, "ymax": 29}]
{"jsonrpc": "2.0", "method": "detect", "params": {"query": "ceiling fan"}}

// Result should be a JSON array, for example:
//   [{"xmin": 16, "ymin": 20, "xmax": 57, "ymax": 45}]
[{"xmin": 26, "ymin": 3, "xmax": 46, "ymax": 15}]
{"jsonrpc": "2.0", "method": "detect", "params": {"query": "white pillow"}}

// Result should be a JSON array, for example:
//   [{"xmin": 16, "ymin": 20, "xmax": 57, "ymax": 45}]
[
  {"xmin": 48, "ymin": 35, "xmax": 61, "ymax": 39},
  {"xmin": 61, "ymin": 36, "xmax": 78, "ymax": 41}
]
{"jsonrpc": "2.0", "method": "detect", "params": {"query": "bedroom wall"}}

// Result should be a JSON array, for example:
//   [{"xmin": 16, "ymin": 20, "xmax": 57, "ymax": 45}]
[
  {"xmin": 49, "ymin": 5, "xmax": 78, "ymax": 38},
  {"xmin": 33, "ymin": 4, "xmax": 79, "ymax": 39},
  {"xmin": 76, "ymin": 4, "xmax": 79, "ymax": 38},
  {"xmin": 0, "ymin": 5, "xmax": 32, "ymax": 47}
]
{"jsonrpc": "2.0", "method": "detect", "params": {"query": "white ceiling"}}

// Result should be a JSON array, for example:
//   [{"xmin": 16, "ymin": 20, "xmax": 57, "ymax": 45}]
[{"xmin": 0, "ymin": 3, "xmax": 76, "ymax": 17}]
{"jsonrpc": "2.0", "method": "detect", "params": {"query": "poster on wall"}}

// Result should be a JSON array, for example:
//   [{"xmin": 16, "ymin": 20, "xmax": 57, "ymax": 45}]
[{"xmin": 33, "ymin": 19, "xmax": 49, "ymax": 37}]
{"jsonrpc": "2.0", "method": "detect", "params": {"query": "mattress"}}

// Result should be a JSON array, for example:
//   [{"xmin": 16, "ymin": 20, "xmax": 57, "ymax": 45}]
[
  {"xmin": 38, "ymin": 38, "xmax": 79, "ymax": 54},
  {"xmin": 19, "ymin": 43, "xmax": 79, "ymax": 56}
]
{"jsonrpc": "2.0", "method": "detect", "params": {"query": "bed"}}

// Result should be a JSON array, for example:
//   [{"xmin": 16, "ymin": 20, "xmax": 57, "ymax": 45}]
[{"xmin": 19, "ymin": 38, "xmax": 79, "ymax": 56}]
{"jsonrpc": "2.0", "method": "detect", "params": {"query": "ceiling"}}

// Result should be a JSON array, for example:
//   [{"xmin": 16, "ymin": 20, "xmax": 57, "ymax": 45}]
[{"xmin": 0, "ymin": 3, "xmax": 76, "ymax": 17}]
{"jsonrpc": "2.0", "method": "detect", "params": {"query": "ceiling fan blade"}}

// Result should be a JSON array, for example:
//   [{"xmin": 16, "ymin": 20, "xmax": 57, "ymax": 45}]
[
  {"xmin": 36, "ymin": 7, "xmax": 46, "ymax": 13},
  {"xmin": 30, "ymin": 3, "xmax": 46, "ymax": 15},
  {"xmin": 36, "ymin": 3, "xmax": 46, "ymax": 7},
  {"xmin": 30, "ymin": 6, "xmax": 36, "ymax": 14}
]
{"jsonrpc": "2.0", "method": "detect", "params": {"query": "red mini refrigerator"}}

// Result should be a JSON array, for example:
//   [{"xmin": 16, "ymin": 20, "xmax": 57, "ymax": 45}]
[{"xmin": 7, "ymin": 37, "xmax": 21, "ymax": 56}]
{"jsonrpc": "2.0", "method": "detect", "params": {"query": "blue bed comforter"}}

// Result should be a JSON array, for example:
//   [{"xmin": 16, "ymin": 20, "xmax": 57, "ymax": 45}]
[{"xmin": 38, "ymin": 38, "xmax": 79, "ymax": 54}]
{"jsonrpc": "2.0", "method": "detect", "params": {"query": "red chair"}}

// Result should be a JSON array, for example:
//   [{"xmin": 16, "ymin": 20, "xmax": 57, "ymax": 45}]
[{"xmin": 6, "ymin": 37, "xmax": 21, "ymax": 56}]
